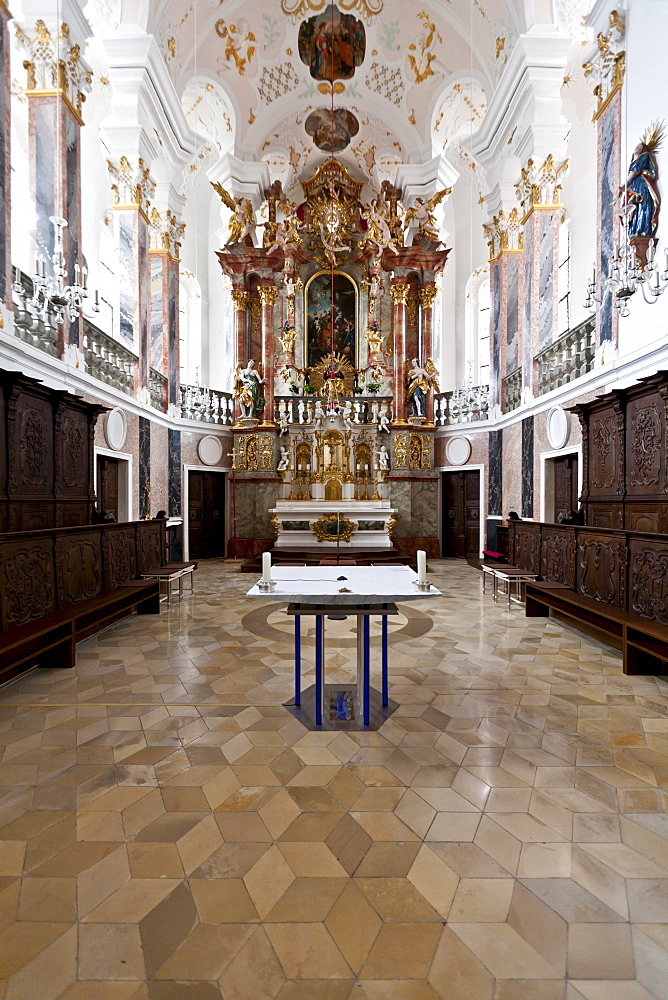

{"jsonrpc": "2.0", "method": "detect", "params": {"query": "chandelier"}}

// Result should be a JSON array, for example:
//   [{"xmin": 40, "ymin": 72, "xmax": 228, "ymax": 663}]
[
  {"xmin": 584, "ymin": 218, "xmax": 668, "ymax": 319},
  {"xmin": 15, "ymin": 215, "xmax": 99, "ymax": 325}
]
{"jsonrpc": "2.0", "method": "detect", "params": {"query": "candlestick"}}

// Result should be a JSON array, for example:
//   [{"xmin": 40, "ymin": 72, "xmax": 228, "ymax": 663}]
[
  {"xmin": 262, "ymin": 551, "xmax": 272, "ymax": 584},
  {"xmin": 417, "ymin": 549, "xmax": 427, "ymax": 585}
]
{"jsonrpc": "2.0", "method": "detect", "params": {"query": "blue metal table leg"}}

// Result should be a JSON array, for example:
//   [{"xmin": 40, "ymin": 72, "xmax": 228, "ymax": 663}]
[
  {"xmin": 363, "ymin": 607, "xmax": 370, "ymax": 726},
  {"xmin": 315, "ymin": 609, "xmax": 323, "ymax": 726},
  {"xmin": 294, "ymin": 614, "xmax": 301, "ymax": 707},
  {"xmin": 381, "ymin": 612, "xmax": 388, "ymax": 707}
]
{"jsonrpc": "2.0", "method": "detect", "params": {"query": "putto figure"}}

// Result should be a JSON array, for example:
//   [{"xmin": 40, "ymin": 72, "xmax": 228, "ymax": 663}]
[
  {"xmin": 406, "ymin": 358, "xmax": 440, "ymax": 418},
  {"xmin": 233, "ymin": 359, "xmax": 266, "ymax": 420},
  {"xmin": 621, "ymin": 121, "xmax": 664, "ymax": 239}
]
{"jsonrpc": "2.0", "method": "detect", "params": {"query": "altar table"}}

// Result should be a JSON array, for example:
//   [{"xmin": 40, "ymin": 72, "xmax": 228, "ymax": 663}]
[{"xmin": 246, "ymin": 566, "xmax": 440, "ymax": 726}]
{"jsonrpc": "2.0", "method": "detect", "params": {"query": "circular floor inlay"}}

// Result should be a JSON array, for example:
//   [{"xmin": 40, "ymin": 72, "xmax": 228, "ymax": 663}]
[{"xmin": 241, "ymin": 602, "xmax": 434, "ymax": 647}]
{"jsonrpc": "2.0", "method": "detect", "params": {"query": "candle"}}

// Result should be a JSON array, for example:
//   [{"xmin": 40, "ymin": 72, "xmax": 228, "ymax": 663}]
[
  {"xmin": 262, "ymin": 551, "xmax": 272, "ymax": 584},
  {"xmin": 417, "ymin": 549, "xmax": 427, "ymax": 585}
]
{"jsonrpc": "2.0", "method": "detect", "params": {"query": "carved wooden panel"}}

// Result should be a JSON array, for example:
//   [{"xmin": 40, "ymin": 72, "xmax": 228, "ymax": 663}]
[
  {"xmin": 576, "ymin": 532, "xmax": 626, "ymax": 608},
  {"xmin": 0, "ymin": 381, "xmax": 6, "ymax": 499},
  {"xmin": 56, "ymin": 406, "xmax": 89, "ymax": 495},
  {"xmin": 137, "ymin": 522, "xmax": 164, "ymax": 574},
  {"xmin": 626, "ymin": 393, "xmax": 663, "ymax": 494},
  {"xmin": 9, "ymin": 502, "xmax": 54, "ymax": 533},
  {"xmin": 625, "ymin": 504, "xmax": 663, "ymax": 535},
  {"xmin": 103, "ymin": 526, "xmax": 137, "ymax": 590},
  {"xmin": 541, "ymin": 528, "xmax": 576, "ymax": 588},
  {"xmin": 629, "ymin": 537, "xmax": 668, "ymax": 623},
  {"xmin": 0, "ymin": 537, "xmax": 55, "ymax": 628},
  {"xmin": 55, "ymin": 532, "xmax": 102, "ymax": 607},
  {"xmin": 57, "ymin": 503, "xmax": 91, "ymax": 529},
  {"xmin": 513, "ymin": 523, "xmax": 541, "ymax": 575},
  {"xmin": 588, "ymin": 406, "xmax": 619, "ymax": 494},
  {"xmin": 587, "ymin": 503, "xmax": 623, "ymax": 530},
  {"xmin": 9, "ymin": 391, "xmax": 54, "ymax": 496}
]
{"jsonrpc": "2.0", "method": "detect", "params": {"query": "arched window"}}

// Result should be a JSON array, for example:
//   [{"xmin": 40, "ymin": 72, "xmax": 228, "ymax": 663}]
[
  {"xmin": 557, "ymin": 219, "xmax": 571, "ymax": 336},
  {"xmin": 179, "ymin": 272, "xmax": 201, "ymax": 387},
  {"xmin": 465, "ymin": 267, "xmax": 490, "ymax": 386}
]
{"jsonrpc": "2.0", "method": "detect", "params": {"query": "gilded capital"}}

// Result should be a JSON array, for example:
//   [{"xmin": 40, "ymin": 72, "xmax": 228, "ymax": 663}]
[
  {"xmin": 390, "ymin": 281, "xmax": 409, "ymax": 306},
  {"xmin": 107, "ymin": 156, "xmax": 155, "ymax": 218},
  {"xmin": 15, "ymin": 20, "xmax": 93, "ymax": 125},
  {"xmin": 148, "ymin": 207, "xmax": 185, "ymax": 261},
  {"xmin": 483, "ymin": 206, "xmax": 525, "ymax": 260},
  {"xmin": 418, "ymin": 284, "xmax": 438, "ymax": 309},
  {"xmin": 258, "ymin": 284, "xmax": 279, "ymax": 307},
  {"xmin": 515, "ymin": 155, "xmax": 570, "ymax": 222},
  {"xmin": 231, "ymin": 288, "xmax": 250, "ymax": 310}
]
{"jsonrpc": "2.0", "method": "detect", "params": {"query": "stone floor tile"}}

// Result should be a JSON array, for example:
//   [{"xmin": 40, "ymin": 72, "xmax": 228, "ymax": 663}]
[
  {"xmin": 448, "ymin": 878, "xmax": 514, "ymax": 922},
  {"xmin": 17, "ymin": 876, "xmax": 76, "ymax": 922},
  {"xmin": 356, "ymin": 877, "xmax": 441, "ymax": 922},
  {"xmin": 568, "ymin": 923, "xmax": 635, "ymax": 979},
  {"xmin": 265, "ymin": 877, "xmax": 345, "ymax": 921},
  {"xmin": 426, "ymin": 812, "xmax": 481, "ymax": 842},
  {"xmin": 78, "ymin": 922, "xmax": 145, "ymax": 980},
  {"xmin": 451, "ymin": 922, "xmax": 562, "ymax": 979},
  {"xmin": 266, "ymin": 923, "xmax": 353, "ymax": 979},
  {"xmin": 428, "ymin": 926, "xmax": 495, "ymax": 1000},
  {"xmin": 362, "ymin": 923, "xmax": 442, "ymax": 979},
  {"xmin": 190, "ymin": 877, "xmax": 259, "ymax": 923},
  {"xmin": 154, "ymin": 923, "xmax": 255, "ymax": 980},
  {"xmin": 243, "ymin": 844, "xmax": 295, "ymax": 919},
  {"xmin": 218, "ymin": 926, "xmax": 285, "ymax": 1000}
]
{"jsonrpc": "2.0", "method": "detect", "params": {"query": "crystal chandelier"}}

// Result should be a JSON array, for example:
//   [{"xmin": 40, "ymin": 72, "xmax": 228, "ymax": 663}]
[
  {"xmin": 15, "ymin": 215, "xmax": 99, "ymax": 325},
  {"xmin": 584, "ymin": 226, "xmax": 668, "ymax": 319}
]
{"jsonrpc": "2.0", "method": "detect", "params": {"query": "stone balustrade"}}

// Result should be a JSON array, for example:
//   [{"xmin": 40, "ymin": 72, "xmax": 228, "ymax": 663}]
[
  {"xmin": 434, "ymin": 385, "xmax": 490, "ymax": 426},
  {"xmin": 274, "ymin": 395, "xmax": 392, "ymax": 425},
  {"xmin": 536, "ymin": 316, "xmax": 595, "ymax": 396},
  {"xmin": 82, "ymin": 321, "xmax": 136, "ymax": 396},
  {"xmin": 503, "ymin": 366, "xmax": 522, "ymax": 412},
  {"xmin": 11, "ymin": 268, "xmax": 58, "ymax": 357},
  {"xmin": 180, "ymin": 384, "xmax": 233, "ymax": 424},
  {"xmin": 149, "ymin": 368, "xmax": 167, "ymax": 412}
]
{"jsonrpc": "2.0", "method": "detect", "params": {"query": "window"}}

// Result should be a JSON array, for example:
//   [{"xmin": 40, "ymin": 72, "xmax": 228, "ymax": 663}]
[
  {"xmin": 557, "ymin": 220, "xmax": 571, "ymax": 336},
  {"xmin": 477, "ymin": 277, "xmax": 490, "ymax": 385}
]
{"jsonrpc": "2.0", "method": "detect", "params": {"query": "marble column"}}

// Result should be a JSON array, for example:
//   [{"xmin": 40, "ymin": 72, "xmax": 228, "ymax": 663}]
[
  {"xmin": 258, "ymin": 283, "xmax": 278, "ymax": 425},
  {"xmin": 149, "ymin": 208, "xmax": 185, "ymax": 410},
  {"xmin": 232, "ymin": 286, "xmax": 250, "ymax": 367},
  {"xmin": 390, "ymin": 278, "xmax": 409, "ymax": 423},
  {"xmin": 18, "ymin": 18, "xmax": 92, "ymax": 353},
  {"xmin": 107, "ymin": 157, "xmax": 155, "ymax": 399},
  {"xmin": 483, "ymin": 208, "xmax": 524, "ymax": 409},
  {"xmin": 418, "ymin": 281, "xmax": 437, "ymax": 424},
  {"xmin": 0, "ymin": 3, "xmax": 12, "ymax": 305}
]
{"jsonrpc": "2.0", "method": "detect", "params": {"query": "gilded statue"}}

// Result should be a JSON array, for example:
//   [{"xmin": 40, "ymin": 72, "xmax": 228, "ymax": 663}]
[
  {"xmin": 406, "ymin": 358, "xmax": 439, "ymax": 418},
  {"xmin": 404, "ymin": 188, "xmax": 451, "ymax": 244},
  {"xmin": 361, "ymin": 197, "xmax": 400, "ymax": 257},
  {"xmin": 211, "ymin": 182, "xmax": 256, "ymax": 245}
]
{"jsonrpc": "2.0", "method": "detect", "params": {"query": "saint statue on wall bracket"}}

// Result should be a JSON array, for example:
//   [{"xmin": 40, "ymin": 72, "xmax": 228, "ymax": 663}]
[{"xmin": 298, "ymin": 4, "xmax": 366, "ymax": 82}]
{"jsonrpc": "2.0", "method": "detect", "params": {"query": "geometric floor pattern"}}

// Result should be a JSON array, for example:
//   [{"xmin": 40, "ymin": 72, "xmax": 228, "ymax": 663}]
[{"xmin": 0, "ymin": 558, "xmax": 666, "ymax": 1000}]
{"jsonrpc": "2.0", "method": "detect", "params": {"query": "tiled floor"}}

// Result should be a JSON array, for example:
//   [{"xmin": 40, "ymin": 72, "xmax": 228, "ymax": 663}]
[{"xmin": 0, "ymin": 558, "xmax": 666, "ymax": 1000}]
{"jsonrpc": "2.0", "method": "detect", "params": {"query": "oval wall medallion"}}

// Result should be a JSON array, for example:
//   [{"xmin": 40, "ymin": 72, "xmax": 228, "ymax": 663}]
[
  {"xmin": 547, "ymin": 406, "xmax": 570, "ymax": 450},
  {"xmin": 105, "ymin": 407, "xmax": 127, "ymax": 451},
  {"xmin": 198, "ymin": 435, "xmax": 224, "ymax": 466},
  {"xmin": 445, "ymin": 436, "xmax": 472, "ymax": 466}
]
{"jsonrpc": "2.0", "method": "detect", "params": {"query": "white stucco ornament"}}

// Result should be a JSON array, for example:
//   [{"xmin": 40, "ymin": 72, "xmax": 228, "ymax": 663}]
[
  {"xmin": 547, "ymin": 406, "xmax": 570, "ymax": 450},
  {"xmin": 445, "ymin": 436, "xmax": 472, "ymax": 466},
  {"xmin": 105, "ymin": 407, "xmax": 127, "ymax": 451},
  {"xmin": 198, "ymin": 435, "xmax": 224, "ymax": 466}
]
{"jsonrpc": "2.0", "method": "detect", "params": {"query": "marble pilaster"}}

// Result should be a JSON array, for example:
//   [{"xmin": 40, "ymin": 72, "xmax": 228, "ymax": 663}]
[
  {"xmin": 418, "ymin": 282, "xmax": 437, "ymax": 424},
  {"xmin": 521, "ymin": 415, "xmax": 534, "ymax": 518},
  {"xmin": 596, "ymin": 91, "xmax": 621, "ymax": 347},
  {"xmin": 488, "ymin": 428, "xmax": 502, "ymax": 516},
  {"xmin": 259, "ymin": 283, "xmax": 278, "ymax": 425},
  {"xmin": 149, "ymin": 208, "xmax": 184, "ymax": 408},
  {"xmin": 390, "ymin": 278, "xmax": 409, "ymax": 423},
  {"xmin": 138, "ymin": 414, "xmax": 151, "ymax": 519}
]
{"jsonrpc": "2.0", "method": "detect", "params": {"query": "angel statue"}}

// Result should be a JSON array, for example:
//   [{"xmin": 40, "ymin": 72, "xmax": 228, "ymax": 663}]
[
  {"xmin": 620, "ymin": 121, "xmax": 664, "ymax": 240},
  {"xmin": 404, "ymin": 188, "xmax": 451, "ymax": 245},
  {"xmin": 211, "ymin": 182, "xmax": 256, "ymax": 246},
  {"xmin": 362, "ymin": 198, "xmax": 399, "ymax": 258},
  {"xmin": 233, "ymin": 359, "xmax": 266, "ymax": 420},
  {"xmin": 266, "ymin": 217, "xmax": 302, "ymax": 256},
  {"xmin": 406, "ymin": 358, "xmax": 440, "ymax": 418}
]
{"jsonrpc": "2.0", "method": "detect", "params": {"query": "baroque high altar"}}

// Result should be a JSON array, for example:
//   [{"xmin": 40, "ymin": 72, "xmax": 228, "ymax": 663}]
[{"xmin": 215, "ymin": 161, "xmax": 449, "ymax": 558}]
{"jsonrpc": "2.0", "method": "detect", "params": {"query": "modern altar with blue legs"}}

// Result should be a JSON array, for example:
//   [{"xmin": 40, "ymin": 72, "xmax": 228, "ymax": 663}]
[{"xmin": 247, "ymin": 565, "xmax": 440, "ymax": 728}]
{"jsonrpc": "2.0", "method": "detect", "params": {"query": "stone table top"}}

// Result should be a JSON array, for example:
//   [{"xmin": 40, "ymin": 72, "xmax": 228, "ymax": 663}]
[{"xmin": 246, "ymin": 565, "xmax": 441, "ymax": 604}]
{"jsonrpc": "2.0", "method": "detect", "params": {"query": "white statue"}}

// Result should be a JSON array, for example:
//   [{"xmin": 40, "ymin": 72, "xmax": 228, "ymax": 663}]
[
  {"xmin": 378, "ymin": 401, "xmax": 391, "ymax": 433},
  {"xmin": 297, "ymin": 400, "xmax": 306, "ymax": 424},
  {"xmin": 378, "ymin": 445, "xmax": 390, "ymax": 471},
  {"xmin": 314, "ymin": 399, "xmax": 326, "ymax": 424},
  {"xmin": 340, "ymin": 398, "xmax": 354, "ymax": 429},
  {"xmin": 277, "ymin": 446, "xmax": 290, "ymax": 472},
  {"xmin": 279, "ymin": 411, "xmax": 289, "ymax": 434},
  {"xmin": 363, "ymin": 198, "xmax": 399, "ymax": 257}
]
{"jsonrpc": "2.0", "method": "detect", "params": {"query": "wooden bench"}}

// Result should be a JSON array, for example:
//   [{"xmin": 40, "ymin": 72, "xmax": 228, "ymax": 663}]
[
  {"xmin": 0, "ymin": 579, "xmax": 160, "ymax": 682},
  {"xmin": 140, "ymin": 561, "xmax": 197, "ymax": 604},
  {"xmin": 525, "ymin": 581, "xmax": 668, "ymax": 676}
]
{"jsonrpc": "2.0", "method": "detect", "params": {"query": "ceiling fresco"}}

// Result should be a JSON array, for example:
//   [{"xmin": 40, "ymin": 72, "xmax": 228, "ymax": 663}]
[{"xmin": 95, "ymin": 0, "xmax": 529, "ymax": 189}]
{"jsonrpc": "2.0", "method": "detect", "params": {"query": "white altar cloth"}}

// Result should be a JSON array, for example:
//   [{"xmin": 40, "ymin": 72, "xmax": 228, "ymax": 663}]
[{"xmin": 246, "ymin": 565, "xmax": 440, "ymax": 604}]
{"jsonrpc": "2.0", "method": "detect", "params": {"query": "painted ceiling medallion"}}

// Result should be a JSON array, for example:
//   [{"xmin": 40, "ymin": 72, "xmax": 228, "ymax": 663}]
[
  {"xmin": 282, "ymin": 0, "xmax": 382, "ymax": 25},
  {"xmin": 298, "ymin": 5, "xmax": 366, "ymax": 83},
  {"xmin": 305, "ymin": 107, "xmax": 359, "ymax": 152}
]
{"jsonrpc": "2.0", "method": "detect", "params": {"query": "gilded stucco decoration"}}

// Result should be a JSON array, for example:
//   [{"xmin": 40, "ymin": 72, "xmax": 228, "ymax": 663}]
[
  {"xmin": 312, "ymin": 512, "xmax": 357, "ymax": 542},
  {"xmin": 107, "ymin": 157, "xmax": 155, "ymax": 217},
  {"xmin": 16, "ymin": 20, "xmax": 93, "ymax": 124},
  {"xmin": 407, "ymin": 12, "xmax": 443, "ymax": 85},
  {"xmin": 148, "ymin": 208, "xmax": 186, "ymax": 261},
  {"xmin": 583, "ymin": 10, "xmax": 625, "ymax": 120},
  {"xmin": 483, "ymin": 207, "xmax": 523, "ymax": 261},
  {"xmin": 515, "ymin": 154, "xmax": 570, "ymax": 222},
  {"xmin": 215, "ymin": 19, "xmax": 257, "ymax": 76},
  {"xmin": 282, "ymin": 0, "xmax": 383, "ymax": 26}
]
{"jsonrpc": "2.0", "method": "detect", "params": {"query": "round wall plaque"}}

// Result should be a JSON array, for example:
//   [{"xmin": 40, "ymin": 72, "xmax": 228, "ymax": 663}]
[
  {"xmin": 546, "ymin": 406, "xmax": 570, "ymax": 450},
  {"xmin": 198, "ymin": 435, "xmax": 224, "ymax": 466},
  {"xmin": 105, "ymin": 407, "xmax": 127, "ymax": 451},
  {"xmin": 445, "ymin": 436, "xmax": 472, "ymax": 466}
]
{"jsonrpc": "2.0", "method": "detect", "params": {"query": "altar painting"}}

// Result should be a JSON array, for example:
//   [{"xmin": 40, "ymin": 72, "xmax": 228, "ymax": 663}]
[{"xmin": 306, "ymin": 271, "xmax": 357, "ymax": 368}]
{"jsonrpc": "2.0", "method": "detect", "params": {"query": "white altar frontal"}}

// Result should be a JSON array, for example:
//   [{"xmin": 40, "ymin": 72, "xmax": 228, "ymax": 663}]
[{"xmin": 273, "ymin": 411, "xmax": 396, "ymax": 550}]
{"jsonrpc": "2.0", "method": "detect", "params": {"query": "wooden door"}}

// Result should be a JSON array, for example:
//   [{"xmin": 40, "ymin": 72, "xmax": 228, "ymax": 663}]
[
  {"xmin": 96, "ymin": 455, "xmax": 119, "ymax": 522},
  {"xmin": 553, "ymin": 454, "xmax": 579, "ymax": 522},
  {"xmin": 188, "ymin": 471, "xmax": 226, "ymax": 559},
  {"xmin": 442, "ymin": 471, "xmax": 480, "ymax": 558}
]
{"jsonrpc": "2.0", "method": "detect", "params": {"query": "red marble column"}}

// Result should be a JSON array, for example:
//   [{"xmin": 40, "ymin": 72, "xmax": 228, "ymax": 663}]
[
  {"xmin": 522, "ymin": 208, "xmax": 560, "ymax": 397},
  {"xmin": 418, "ymin": 281, "xmax": 437, "ymax": 424},
  {"xmin": 232, "ymin": 286, "xmax": 250, "ymax": 367},
  {"xmin": 0, "ymin": 3, "xmax": 12, "ymax": 305},
  {"xmin": 391, "ymin": 278, "xmax": 409, "ymax": 423},
  {"xmin": 259, "ymin": 283, "xmax": 278, "ymax": 425},
  {"xmin": 149, "ymin": 249, "xmax": 180, "ymax": 409}
]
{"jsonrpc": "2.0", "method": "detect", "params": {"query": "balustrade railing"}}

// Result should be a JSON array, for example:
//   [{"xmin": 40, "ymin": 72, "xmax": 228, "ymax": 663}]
[
  {"xmin": 149, "ymin": 368, "xmax": 167, "ymax": 411},
  {"xmin": 274, "ymin": 395, "xmax": 391, "ymax": 425},
  {"xmin": 180, "ymin": 384, "xmax": 233, "ymax": 424},
  {"xmin": 503, "ymin": 366, "xmax": 522, "ymax": 412},
  {"xmin": 11, "ymin": 267, "xmax": 58, "ymax": 357},
  {"xmin": 536, "ymin": 316, "xmax": 595, "ymax": 396},
  {"xmin": 82, "ymin": 321, "xmax": 136, "ymax": 395},
  {"xmin": 434, "ymin": 385, "xmax": 490, "ymax": 425}
]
